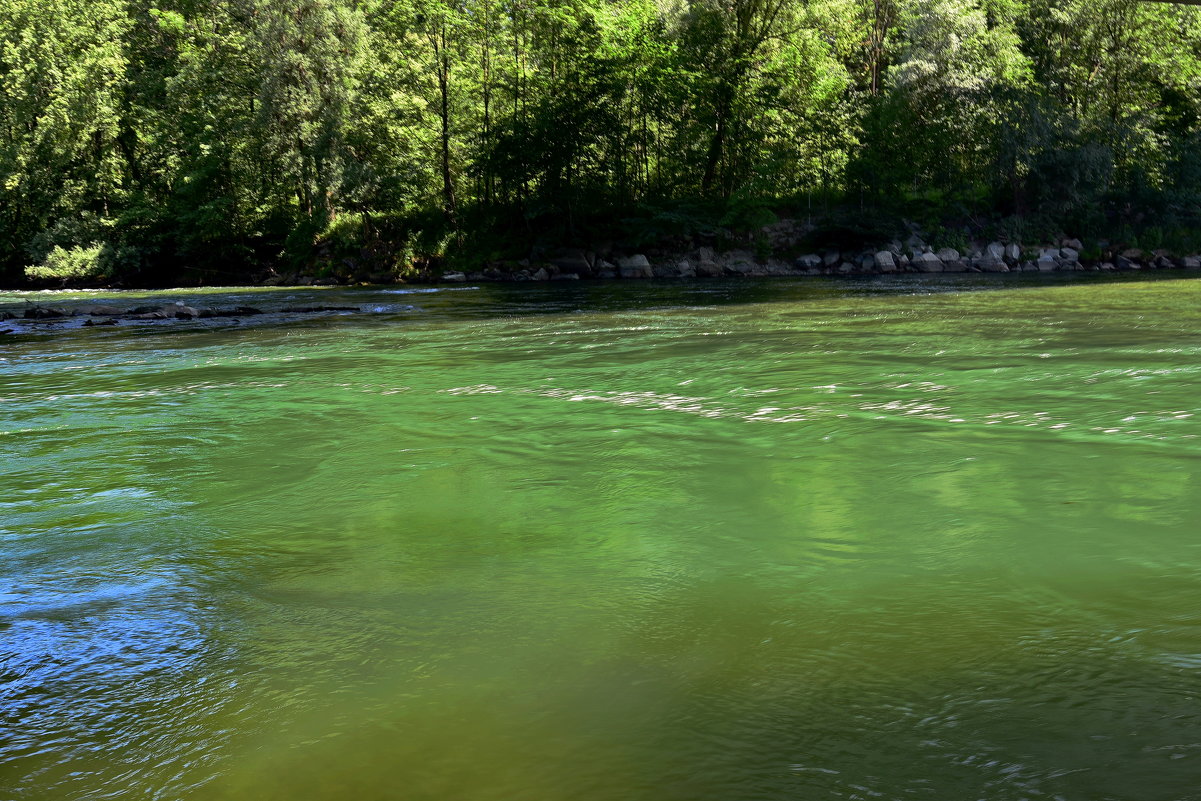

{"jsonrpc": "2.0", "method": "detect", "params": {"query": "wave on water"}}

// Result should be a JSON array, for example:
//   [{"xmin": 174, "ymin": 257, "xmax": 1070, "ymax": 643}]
[{"xmin": 379, "ymin": 286, "xmax": 481, "ymax": 294}]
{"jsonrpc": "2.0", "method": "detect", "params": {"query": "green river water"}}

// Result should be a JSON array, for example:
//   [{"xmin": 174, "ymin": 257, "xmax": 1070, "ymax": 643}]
[{"xmin": 2, "ymin": 275, "xmax": 1201, "ymax": 801}]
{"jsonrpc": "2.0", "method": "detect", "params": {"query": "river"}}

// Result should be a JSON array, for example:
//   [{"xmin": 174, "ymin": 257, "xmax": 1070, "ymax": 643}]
[{"xmin": 3, "ymin": 275, "xmax": 1200, "ymax": 800}]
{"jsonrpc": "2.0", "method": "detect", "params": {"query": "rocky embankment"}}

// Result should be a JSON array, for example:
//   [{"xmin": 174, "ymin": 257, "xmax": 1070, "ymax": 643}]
[
  {"xmin": 0, "ymin": 302, "xmax": 364, "ymax": 334},
  {"xmin": 435, "ymin": 232, "xmax": 1201, "ymax": 283}
]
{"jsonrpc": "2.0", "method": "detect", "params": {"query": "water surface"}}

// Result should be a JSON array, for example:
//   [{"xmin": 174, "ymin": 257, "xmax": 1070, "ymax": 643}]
[{"xmin": 3, "ymin": 275, "xmax": 1201, "ymax": 800}]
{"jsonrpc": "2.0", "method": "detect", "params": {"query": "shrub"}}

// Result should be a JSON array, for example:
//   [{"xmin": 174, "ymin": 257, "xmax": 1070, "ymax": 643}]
[{"xmin": 24, "ymin": 244, "xmax": 111, "ymax": 282}]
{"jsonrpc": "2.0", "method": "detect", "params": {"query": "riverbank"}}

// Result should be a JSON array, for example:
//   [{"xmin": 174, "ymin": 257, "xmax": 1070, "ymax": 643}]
[{"xmin": 12, "ymin": 219, "xmax": 1201, "ymax": 291}]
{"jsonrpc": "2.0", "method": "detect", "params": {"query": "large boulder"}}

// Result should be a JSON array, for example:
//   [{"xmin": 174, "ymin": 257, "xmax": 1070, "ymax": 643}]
[
  {"xmin": 911, "ymin": 252, "xmax": 944, "ymax": 272},
  {"xmin": 1181, "ymin": 255, "xmax": 1201, "ymax": 269},
  {"xmin": 722, "ymin": 250, "xmax": 760, "ymax": 275},
  {"xmin": 618, "ymin": 254, "xmax": 654, "ymax": 279},
  {"xmin": 986, "ymin": 242, "xmax": 1005, "ymax": 260},
  {"xmin": 942, "ymin": 259, "xmax": 969, "ymax": 273},
  {"xmin": 974, "ymin": 257, "xmax": 1009, "ymax": 273},
  {"xmin": 874, "ymin": 250, "xmax": 897, "ymax": 272},
  {"xmin": 823, "ymin": 250, "xmax": 841, "ymax": 268},
  {"xmin": 1004, "ymin": 243, "xmax": 1021, "ymax": 264},
  {"xmin": 1060, "ymin": 247, "xmax": 1079, "ymax": 262},
  {"xmin": 696, "ymin": 260, "xmax": 723, "ymax": 277},
  {"xmin": 549, "ymin": 251, "xmax": 592, "ymax": 276},
  {"xmin": 531, "ymin": 267, "xmax": 550, "ymax": 281},
  {"xmin": 677, "ymin": 260, "xmax": 696, "ymax": 278},
  {"xmin": 442, "ymin": 271, "xmax": 467, "ymax": 282},
  {"xmin": 935, "ymin": 247, "xmax": 960, "ymax": 262},
  {"xmin": 795, "ymin": 253, "xmax": 822, "ymax": 270}
]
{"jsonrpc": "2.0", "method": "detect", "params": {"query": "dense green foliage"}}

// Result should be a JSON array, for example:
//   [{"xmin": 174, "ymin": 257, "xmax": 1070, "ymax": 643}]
[{"xmin": 2, "ymin": 0, "xmax": 1200, "ymax": 283}]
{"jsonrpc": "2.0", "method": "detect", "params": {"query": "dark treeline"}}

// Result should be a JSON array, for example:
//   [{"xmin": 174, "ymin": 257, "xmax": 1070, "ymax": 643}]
[{"xmin": 2, "ymin": 0, "xmax": 1200, "ymax": 284}]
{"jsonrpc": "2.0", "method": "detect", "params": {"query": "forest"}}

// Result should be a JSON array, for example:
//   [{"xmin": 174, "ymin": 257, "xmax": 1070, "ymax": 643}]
[{"xmin": 2, "ymin": 0, "xmax": 1200, "ymax": 285}]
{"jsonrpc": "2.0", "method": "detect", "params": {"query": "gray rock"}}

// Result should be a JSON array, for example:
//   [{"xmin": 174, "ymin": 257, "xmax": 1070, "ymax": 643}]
[
  {"xmin": 795, "ymin": 253, "xmax": 822, "ymax": 270},
  {"xmin": 723, "ymin": 251, "xmax": 760, "ymax": 275},
  {"xmin": 550, "ymin": 272, "xmax": 579, "ymax": 281},
  {"xmin": 549, "ymin": 250, "xmax": 592, "ymax": 275},
  {"xmin": 874, "ymin": 250, "xmax": 897, "ymax": 272},
  {"xmin": 1181, "ymin": 256, "xmax": 1201, "ymax": 269},
  {"xmin": 935, "ymin": 248, "xmax": 960, "ymax": 262},
  {"xmin": 78, "ymin": 304, "xmax": 123, "ymax": 316},
  {"xmin": 975, "ymin": 257, "xmax": 1009, "ymax": 273},
  {"xmin": 1020, "ymin": 260, "xmax": 1037, "ymax": 272},
  {"xmin": 174, "ymin": 306, "xmax": 200, "ymax": 319},
  {"xmin": 911, "ymin": 252, "xmax": 944, "ymax": 272},
  {"xmin": 82, "ymin": 318, "xmax": 119, "ymax": 327},
  {"xmin": 696, "ymin": 261, "xmax": 722, "ymax": 278},
  {"xmin": 677, "ymin": 260, "xmax": 696, "ymax": 278},
  {"xmin": 532, "ymin": 268, "xmax": 549, "ymax": 281},
  {"xmin": 1060, "ymin": 247, "xmax": 1079, "ymax": 261},
  {"xmin": 618, "ymin": 255, "xmax": 654, "ymax": 279},
  {"xmin": 25, "ymin": 306, "xmax": 71, "ymax": 319},
  {"xmin": 1004, "ymin": 243, "xmax": 1021, "ymax": 263},
  {"xmin": 1115, "ymin": 256, "xmax": 1138, "ymax": 270},
  {"xmin": 1062, "ymin": 238, "xmax": 1083, "ymax": 250},
  {"xmin": 986, "ymin": 242, "xmax": 1005, "ymax": 260},
  {"xmin": 1037, "ymin": 256, "xmax": 1058, "ymax": 271},
  {"xmin": 942, "ymin": 260, "xmax": 969, "ymax": 273},
  {"xmin": 443, "ymin": 271, "xmax": 467, "ymax": 282},
  {"xmin": 823, "ymin": 250, "xmax": 841, "ymax": 267}
]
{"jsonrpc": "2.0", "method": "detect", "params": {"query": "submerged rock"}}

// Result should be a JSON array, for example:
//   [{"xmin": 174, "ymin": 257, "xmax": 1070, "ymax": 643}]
[
  {"xmin": 78, "ymin": 305, "xmax": 123, "ymax": 316},
  {"xmin": 24, "ymin": 306, "xmax": 69, "ymax": 319},
  {"xmin": 199, "ymin": 306, "xmax": 264, "ymax": 318}
]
